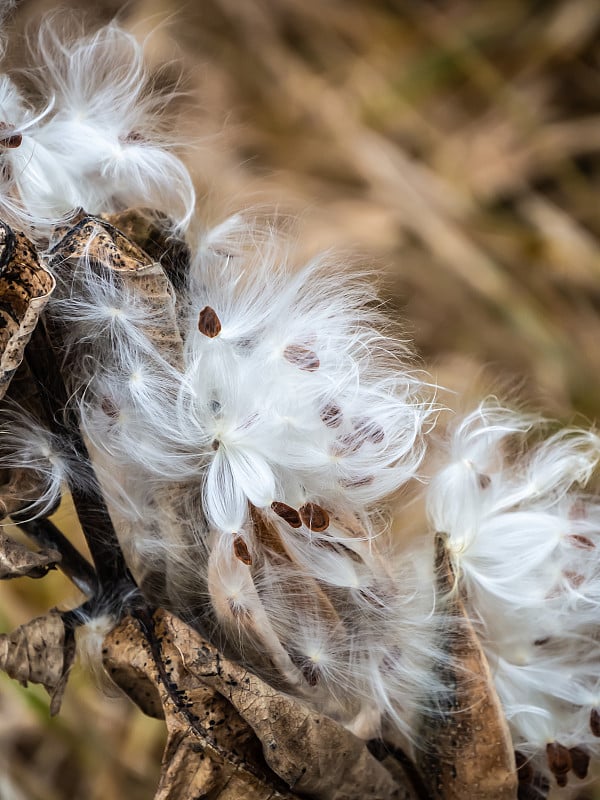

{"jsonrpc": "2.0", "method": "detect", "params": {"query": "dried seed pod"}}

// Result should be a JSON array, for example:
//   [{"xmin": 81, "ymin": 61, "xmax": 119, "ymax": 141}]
[
  {"xmin": 197, "ymin": 306, "xmax": 221, "ymax": 338},
  {"xmin": 320, "ymin": 402, "xmax": 343, "ymax": 428},
  {"xmin": 233, "ymin": 536, "xmax": 252, "ymax": 566},
  {"xmin": 568, "ymin": 747, "xmax": 589, "ymax": 780},
  {"xmin": 590, "ymin": 707, "xmax": 600, "ymax": 737},
  {"xmin": 546, "ymin": 742, "xmax": 571, "ymax": 787},
  {"xmin": 283, "ymin": 344, "xmax": 320, "ymax": 371},
  {"xmin": 271, "ymin": 501, "xmax": 302, "ymax": 529},
  {"xmin": 299, "ymin": 503, "xmax": 330, "ymax": 532}
]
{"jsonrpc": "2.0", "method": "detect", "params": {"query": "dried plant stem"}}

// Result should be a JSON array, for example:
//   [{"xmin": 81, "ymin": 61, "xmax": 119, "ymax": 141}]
[
  {"xmin": 24, "ymin": 321, "xmax": 133, "ymax": 594},
  {"xmin": 15, "ymin": 516, "xmax": 98, "ymax": 597}
]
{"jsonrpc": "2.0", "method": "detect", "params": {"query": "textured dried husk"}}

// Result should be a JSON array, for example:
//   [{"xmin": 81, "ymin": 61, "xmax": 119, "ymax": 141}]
[
  {"xmin": 0, "ymin": 611, "xmax": 76, "ymax": 715},
  {"xmin": 103, "ymin": 608, "xmax": 416, "ymax": 800},
  {"xmin": 0, "ymin": 531, "xmax": 61, "ymax": 579},
  {"xmin": 0, "ymin": 221, "xmax": 55, "ymax": 400},
  {"xmin": 417, "ymin": 535, "xmax": 517, "ymax": 799}
]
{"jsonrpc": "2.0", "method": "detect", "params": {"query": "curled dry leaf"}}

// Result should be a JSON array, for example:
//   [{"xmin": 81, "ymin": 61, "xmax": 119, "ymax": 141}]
[
  {"xmin": 0, "ymin": 611, "xmax": 76, "ymax": 715},
  {"xmin": 416, "ymin": 535, "xmax": 517, "ymax": 800},
  {"xmin": 0, "ymin": 220, "xmax": 55, "ymax": 400},
  {"xmin": 103, "ymin": 608, "xmax": 415, "ymax": 800},
  {"xmin": 0, "ymin": 531, "xmax": 61, "ymax": 579},
  {"xmin": 49, "ymin": 214, "xmax": 184, "ymax": 370},
  {"xmin": 103, "ymin": 611, "xmax": 296, "ymax": 800}
]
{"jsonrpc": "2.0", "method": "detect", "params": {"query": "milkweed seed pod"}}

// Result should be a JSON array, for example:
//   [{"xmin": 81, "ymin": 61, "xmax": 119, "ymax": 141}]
[{"xmin": 428, "ymin": 404, "xmax": 600, "ymax": 790}]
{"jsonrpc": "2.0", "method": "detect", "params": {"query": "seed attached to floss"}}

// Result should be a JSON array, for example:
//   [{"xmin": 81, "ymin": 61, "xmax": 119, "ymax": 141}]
[
  {"xmin": 198, "ymin": 306, "xmax": 222, "ymax": 338},
  {"xmin": 546, "ymin": 742, "xmax": 571, "ymax": 787},
  {"xmin": 590, "ymin": 708, "xmax": 600, "ymax": 737},
  {"xmin": 569, "ymin": 747, "xmax": 590, "ymax": 780},
  {"xmin": 283, "ymin": 343, "xmax": 320, "ymax": 371},
  {"xmin": 477, "ymin": 472, "xmax": 491, "ymax": 490},
  {"xmin": 0, "ymin": 123, "xmax": 22, "ymax": 148},
  {"xmin": 233, "ymin": 536, "xmax": 252, "ymax": 566},
  {"xmin": 271, "ymin": 501, "xmax": 302, "ymax": 528},
  {"xmin": 320, "ymin": 402, "xmax": 343, "ymax": 428},
  {"xmin": 567, "ymin": 534, "xmax": 595, "ymax": 550},
  {"xmin": 299, "ymin": 502, "xmax": 329, "ymax": 532},
  {"xmin": 101, "ymin": 397, "xmax": 119, "ymax": 419}
]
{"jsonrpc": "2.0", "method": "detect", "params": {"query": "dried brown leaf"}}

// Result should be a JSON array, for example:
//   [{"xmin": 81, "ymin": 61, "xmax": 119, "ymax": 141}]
[
  {"xmin": 0, "ymin": 611, "xmax": 75, "ymax": 714},
  {"xmin": 417, "ymin": 535, "xmax": 517, "ymax": 799},
  {"xmin": 0, "ymin": 532, "xmax": 61, "ymax": 579},
  {"xmin": 103, "ymin": 609, "xmax": 415, "ymax": 799},
  {"xmin": 49, "ymin": 214, "xmax": 184, "ymax": 369},
  {"xmin": 102, "ymin": 611, "xmax": 296, "ymax": 800},
  {"xmin": 0, "ymin": 221, "xmax": 55, "ymax": 400}
]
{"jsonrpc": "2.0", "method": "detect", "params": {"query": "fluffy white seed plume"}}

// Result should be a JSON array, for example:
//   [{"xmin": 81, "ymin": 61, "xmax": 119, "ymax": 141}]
[
  {"xmin": 48, "ymin": 209, "xmax": 441, "ymax": 741},
  {"xmin": 0, "ymin": 19, "xmax": 194, "ymax": 235},
  {"xmin": 428, "ymin": 403, "xmax": 600, "ymax": 787}
]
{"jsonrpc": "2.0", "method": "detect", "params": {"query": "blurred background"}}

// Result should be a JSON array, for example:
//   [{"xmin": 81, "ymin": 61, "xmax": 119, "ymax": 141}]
[{"xmin": 3, "ymin": 0, "xmax": 600, "ymax": 797}]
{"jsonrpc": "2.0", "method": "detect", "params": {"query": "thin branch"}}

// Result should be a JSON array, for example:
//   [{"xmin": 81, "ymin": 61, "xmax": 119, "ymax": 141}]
[
  {"xmin": 15, "ymin": 516, "xmax": 98, "ymax": 598},
  {"xmin": 24, "ymin": 321, "xmax": 134, "ymax": 593}
]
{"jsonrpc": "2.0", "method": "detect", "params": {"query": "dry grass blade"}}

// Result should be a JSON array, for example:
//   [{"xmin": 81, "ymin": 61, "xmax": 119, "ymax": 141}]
[
  {"xmin": 0, "ymin": 531, "xmax": 61, "ymax": 579},
  {"xmin": 0, "ymin": 610, "xmax": 76, "ymax": 715},
  {"xmin": 0, "ymin": 221, "xmax": 55, "ymax": 400},
  {"xmin": 417, "ymin": 535, "xmax": 517, "ymax": 799}
]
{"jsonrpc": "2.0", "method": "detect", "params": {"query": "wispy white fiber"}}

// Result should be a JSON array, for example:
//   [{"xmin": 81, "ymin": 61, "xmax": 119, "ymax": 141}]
[
  {"xmin": 428, "ymin": 403, "xmax": 600, "ymax": 783},
  {"xmin": 0, "ymin": 19, "xmax": 194, "ymax": 235}
]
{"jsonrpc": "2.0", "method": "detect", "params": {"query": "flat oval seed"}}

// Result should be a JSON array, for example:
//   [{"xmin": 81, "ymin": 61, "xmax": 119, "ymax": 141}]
[
  {"xmin": 198, "ymin": 306, "xmax": 222, "ymax": 338},
  {"xmin": 514, "ymin": 751, "xmax": 533, "ymax": 784},
  {"xmin": 546, "ymin": 742, "xmax": 571, "ymax": 782},
  {"xmin": 0, "ymin": 133, "xmax": 22, "ymax": 148},
  {"xmin": 320, "ymin": 402, "xmax": 343, "ymax": 428},
  {"xmin": 569, "ymin": 747, "xmax": 590, "ymax": 780},
  {"xmin": 283, "ymin": 344, "xmax": 320, "ymax": 371},
  {"xmin": 271, "ymin": 501, "xmax": 302, "ymax": 528},
  {"xmin": 233, "ymin": 536, "xmax": 252, "ymax": 566},
  {"xmin": 590, "ymin": 708, "xmax": 600, "ymax": 737},
  {"xmin": 299, "ymin": 502, "xmax": 329, "ymax": 532},
  {"xmin": 567, "ymin": 534, "xmax": 595, "ymax": 550}
]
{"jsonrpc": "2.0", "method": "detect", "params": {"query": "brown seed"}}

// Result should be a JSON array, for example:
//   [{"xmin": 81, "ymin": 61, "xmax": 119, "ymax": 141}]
[
  {"xmin": 0, "ymin": 133, "xmax": 22, "ymax": 148},
  {"xmin": 514, "ymin": 751, "xmax": 534, "ymax": 784},
  {"xmin": 567, "ymin": 534, "xmax": 595, "ymax": 550},
  {"xmin": 590, "ymin": 707, "xmax": 600, "ymax": 737},
  {"xmin": 233, "ymin": 536, "xmax": 252, "ymax": 566},
  {"xmin": 564, "ymin": 570, "xmax": 585, "ymax": 588},
  {"xmin": 546, "ymin": 741, "xmax": 571, "ymax": 781},
  {"xmin": 271, "ymin": 501, "xmax": 302, "ymax": 528},
  {"xmin": 477, "ymin": 472, "xmax": 491, "ymax": 489},
  {"xmin": 313, "ymin": 538, "xmax": 363, "ymax": 564},
  {"xmin": 198, "ymin": 306, "xmax": 222, "ymax": 338},
  {"xmin": 320, "ymin": 402, "xmax": 343, "ymax": 428},
  {"xmin": 569, "ymin": 746, "xmax": 590, "ymax": 779},
  {"xmin": 101, "ymin": 397, "xmax": 119, "ymax": 418},
  {"xmin": 339, "ymin": 475, "xmax": 374, "ymax": 489},
  {"xmin": 283, "ymin": 344, "xmax": 320, "ymax": 371},
  {"xmin": 288, "ymin": 651, "xmax": 320, "ymax": 686},
  {"xmin": 299, "ymin": 502, "xmax": 330, "ymax": 532},
  {"xmin": 533, "ymin": 637, "xmax": 550, "ymax": 646},
  {"xmin": 353, "ymin": 416, "xmax": 385, "ymax": 444}
]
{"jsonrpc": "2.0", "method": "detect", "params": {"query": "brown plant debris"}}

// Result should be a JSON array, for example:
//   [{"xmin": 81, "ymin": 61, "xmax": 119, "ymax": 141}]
[
  {"xmin": 103, "ymin": 608, "xmax": 415, "ymax": 800},
  {"xmin": 49, "ymin": 214, "xmax": 185, "ymax": 370},
  {"xmin": 0, "ymin": 531, "xmax": 61, "ymax": 579},
  {"xmin": 0, "ymin": 611, "xmax": 76, "ymax": 714},
  {"xmin": 0, "ymin": 220, "xmax": 55, "ymax": 400},
  {"xmin": 417, "ymin": 534, "xmax": 517, "ymax": 800}
]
